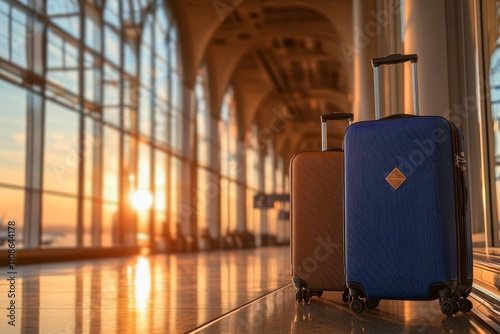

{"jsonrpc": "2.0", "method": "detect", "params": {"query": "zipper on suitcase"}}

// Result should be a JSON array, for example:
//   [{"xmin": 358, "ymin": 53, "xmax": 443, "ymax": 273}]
[
  {"xmin": 455, "ymin": 152, "xmax": 466, "ymax": 168},
  {"xmin": 450, "ymin": 124, "xmax": 469, "ymax": 299},
  {"xmin": 455, "ymin": 152, "xmax": 467, "ymax": 218}
]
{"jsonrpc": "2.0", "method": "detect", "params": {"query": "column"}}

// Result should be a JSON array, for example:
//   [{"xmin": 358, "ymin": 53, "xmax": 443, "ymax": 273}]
[
  {"xmin": 208, "ymin": 116, "xmax": 222, "ymax": 248},
  {"xmin": 236, "ymin": 139, "xmax": 247, "ymax": 233},
  {"xmin": 352, "ymin": 0, "xmax": 378, "ymax": 121},
  {"xmin": 403, "ymin": 0, "xmax": 487, "ymax": 239},
  {"xmin": 257, "ymin": 150, "xmax": 267, "ymax": 247},
  {"xmin": 403, "ymin": 0, "xmax": 449, "ymax": 117}
]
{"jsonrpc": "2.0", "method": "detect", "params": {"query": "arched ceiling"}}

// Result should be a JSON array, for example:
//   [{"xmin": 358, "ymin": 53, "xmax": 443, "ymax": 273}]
[{"xmin": 173, "ymin": 0, "xmax": 353, "ymax": 167}]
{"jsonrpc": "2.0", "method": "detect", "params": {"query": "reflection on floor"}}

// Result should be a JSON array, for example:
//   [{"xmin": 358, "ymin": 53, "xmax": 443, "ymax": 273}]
[{"xmin": 0, "ymin": 246, "xmax": 494, "ymax": 333}]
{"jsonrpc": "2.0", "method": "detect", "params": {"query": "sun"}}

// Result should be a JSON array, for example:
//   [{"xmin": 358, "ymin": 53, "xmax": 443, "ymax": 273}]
[{"xmin": 131, "ymin": 190, "xmax": 153, "ymax": 211}]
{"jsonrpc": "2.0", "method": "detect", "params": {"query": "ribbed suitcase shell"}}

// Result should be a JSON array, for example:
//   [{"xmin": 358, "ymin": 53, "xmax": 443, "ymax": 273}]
[
  {"xmin": 290, "ymin": 150, "xmax": 345, "ymax": 292},
  {"xmin": 344, "ymin": 116, "xmax": 472, "ymax": 300}
]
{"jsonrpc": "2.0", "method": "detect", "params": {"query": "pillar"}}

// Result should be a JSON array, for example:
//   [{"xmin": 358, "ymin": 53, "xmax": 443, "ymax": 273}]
[{"xmin": 352, "ymin": 0, "xmax": 378, "ymax": 121}]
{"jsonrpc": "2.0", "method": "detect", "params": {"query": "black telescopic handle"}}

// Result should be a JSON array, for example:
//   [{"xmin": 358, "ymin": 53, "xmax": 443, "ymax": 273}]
[
  {"xmin": 372, "ymin": 53, "xmax": 418, "ymax": 67},
  {"xmin": 372, "ymin": 53, "xmax": 419, "ymax": 119},
  {"xmin": 321, "ymin": 113, "xmax": 354, "ymax": 122}
]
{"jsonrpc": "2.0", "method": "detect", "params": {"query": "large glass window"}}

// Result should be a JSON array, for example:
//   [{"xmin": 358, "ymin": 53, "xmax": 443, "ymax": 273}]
[
  {"xmin": 155, "ymin": 150, "xmax": 167, "ymax": 249},
  {"xmin": 169, "ymin": 27, "xmax": 183, "ymax": 153},
  {"xmin": 0, "ymin": 81, "xmax": 26, "ymax": 187},
  {"xmin": 102, "ymin": 202, "xmax": 117, "ymax": 247},
  {"xmin": 135, "ymin": 3, "xmax": 175, "ymax": 250},
  {"xmin": 46, "ymin": 0, "xmax": 80, "ymax": 39},
  {"xmin": 103, "ymin": 0, "xmax": 122, "ymax": 127},
  {"xmin": 124, "ymin": 44, "xmax": 136, "ymax": 76},
  {"xmin": 42, "ymin": 194, "xmax": 77, "ymax": 248},
  {"xmin": 195, "ymin": 71, "xmax": 214, "ymax": 248},
  {"xmin": 220, "ymin": 88, "xmax": 240, "ymax": 238},
  {"xmin": 137, "ymin": 143, "xmax": 151, "ymax": 246},
  {"xmin": 84, "ymin": 51, "xmax": 100, "ymax": 104},
  {"xmin": 103, "ymin": 126, "xmax": 119, "ymax": 202},
  {"xmin": 104, "ymin": 26, "xmax": 120, "ymax": 65},
  {"xmin": 482, "ymin": 0, "xmax": 500, "ymax": 248},
  {"xmin": 43, "ymin": 101, "xmax": 81, "ymax": 249},
  {"xmin": 0, "ymin": 188, "xmax": 24, "ymax": 248},
  {"xmin": 140, "ymin": 17, "xmax": 153, "ymax": 137},
  {"xmin": 0, "ymin": 1, "xmax": 9, "ymax": 60},
  {"xmin": 0, "ymin": 0, "xmax": 184, "ymax": 252},
  {"xmin": 170, "ymin": 157, "xmax": 182, "ymax": 240},
  {"xmin": 103, "ymin": 0, "xmax": 120, "ymax": 28},
  {"xmin": 170, "ymin": 28, "xmax": 180, "ymax": 109},
  {"xmin": 140, "ymin": 5, "xmax": 171, "ymax": 142},
  {"xmin": 44, "ymin": 101, "xmax": 80, "ymax": 195},
  {"xmin": 196, "ymin": 76, "xmax": 211, "ymax": 166},
  {"xmin": 196, "ymin": 168, "xmax": 209, "ymax": 246},
  {"xmin": 46, "ymin": 28, "xmax": 79, "ymax": 97},
  {"xmin": 85, "ymin": 8, "xmax": 100, "ymax": 51},
  {"xmin": 103, "ymin": 64, "xmax": 121, "ymax": 126},
  {"xmin": 0, "ymin": 1, "xmax": 28, "ymax": 67}
]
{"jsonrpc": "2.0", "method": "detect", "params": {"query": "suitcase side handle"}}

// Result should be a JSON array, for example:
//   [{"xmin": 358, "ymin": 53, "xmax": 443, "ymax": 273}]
[
  {"xmin": 321, "ymin": 113, "xmax": 353, "ymax": 151},
  {"xmin": 372, "ymin": 53, "xmax": 418, "ymax": 67},
  {"xmin": 372, "ymin": 53, "xmax": 419, "ymax": 120}
]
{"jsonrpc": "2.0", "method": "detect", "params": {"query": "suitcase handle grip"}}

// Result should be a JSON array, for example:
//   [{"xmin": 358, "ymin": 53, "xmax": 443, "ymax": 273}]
[
  {"xmin": 321, "ymin": 113, "xmax": 354, "ymax": 122},
  {"xmin": 321, "ymin": 113, "xmax": 353, "ymax": 151},
  {"xmin": 372, "ymin": 53, "xmax": 418, "ymax": 67},
  {"xmin": 372, "ymin": 53, "xmax": 419, "ymax": 119}
]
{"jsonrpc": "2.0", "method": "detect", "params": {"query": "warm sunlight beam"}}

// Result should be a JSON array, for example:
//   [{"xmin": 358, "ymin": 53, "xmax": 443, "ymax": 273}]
[
  {"xmin": 133, "ymin": 257, "xmax": 151, "ymax": 313},
  {"xmin": 131, "ymin": 190, "xmax": 153, "ymax": 212}
]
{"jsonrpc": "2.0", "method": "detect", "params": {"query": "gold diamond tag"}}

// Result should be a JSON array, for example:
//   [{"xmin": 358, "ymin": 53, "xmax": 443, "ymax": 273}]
[{"xmin": 386, "ymin": 168, "xmax": 406, "ymax": 190}]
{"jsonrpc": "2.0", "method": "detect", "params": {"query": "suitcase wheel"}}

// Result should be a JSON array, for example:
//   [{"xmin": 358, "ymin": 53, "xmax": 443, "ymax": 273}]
[
  {"xmin": 302, "ymin": 289, "xmax": 311, "ymax": 304},
  {"xmin": 296, "ymin": 289, "xmax": 303, "ymax": 303},
  {"xmin": 365, "ymin": 298, "xmax": 380, "ymax": 310},
  {"xmin": 295, "ymin": 288, "xmax": 311, "ymax": 304},
  {"xmin": 440, "ymin": 300, "xmax": 457, "ymax": 316},
  {"xmin": 458, "ymin": 298, "xmax": 473, "ymax": 313},
  {"xmin": 349, "ymin": 298, "xmax": 365, "ymax": 314},
  {"xmin": 315, "ymin": 290, "xmax": 323, "ymax": 298},
  {"xmin": 341, "ymin": 291, "xmax": 349, "ymax": 303}
]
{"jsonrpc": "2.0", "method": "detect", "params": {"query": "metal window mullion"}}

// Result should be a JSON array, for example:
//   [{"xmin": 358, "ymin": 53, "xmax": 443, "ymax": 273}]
[
  {"xmin": 116, "ymin": 0, "xmax": 126, "ymax": 246},
  {"xmin": 47, "ymin": 12, "xmax": 80, "ymax": 19},
  {"xmin": 149, "ymin": 12, "xmax": 157, "ymax": 252},
  {"xmin": 165, "ymin": 26, "xmax": 172, "ymax": 234},
  {"xmin": 91, "ymin": 119, "xmax": 103, "ymax": 247},
  {"xmin": 91, "ymin": 1, "xmax": 107, "ymax": 248},
  {"xmin": 76, "ymin": 3, "xmax": 85, "ymax": 248}
]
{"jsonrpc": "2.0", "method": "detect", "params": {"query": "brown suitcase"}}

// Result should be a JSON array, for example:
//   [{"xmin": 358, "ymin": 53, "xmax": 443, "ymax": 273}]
[{"xmin": 290, "ymin": 113, "xmax": 352, "ymax": 303}]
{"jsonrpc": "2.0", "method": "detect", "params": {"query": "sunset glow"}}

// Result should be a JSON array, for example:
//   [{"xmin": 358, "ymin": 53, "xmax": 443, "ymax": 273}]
[{"xmin": 131, "ymin": 190, "xmax": 153, "ymax": 212}]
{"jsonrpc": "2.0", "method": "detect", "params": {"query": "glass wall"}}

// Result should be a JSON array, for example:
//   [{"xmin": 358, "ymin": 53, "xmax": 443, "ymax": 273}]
[
  {"xmin": 479, "ymin": 0, "xmax": 500, "ymax": 249},
  {"xmin": 0, "ymin": 0, "xmax": 286, "ymax": 253},
  {"xmin": 0, "ymin": 0, "xmax": 184, "ymax": 250},
  {"xmin": 0, "ymin": 80, "xmax": 26, "ymax": 247},
  {"xmin": 219, "ymin": 87, "xmax": 245, "ymax": 248},
  {"xmin": 195, "ymin": 70, "xmax": 214, "ymax": 250},
  {"xmin": 245, "ymin": 126, "xmax": 262, "ymax": 239}
]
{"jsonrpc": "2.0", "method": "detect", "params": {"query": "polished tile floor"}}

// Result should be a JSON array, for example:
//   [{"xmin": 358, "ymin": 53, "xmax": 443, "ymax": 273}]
[{"xmin": 0, "ymin": 246, "xmax": 495, "ymax": 333}]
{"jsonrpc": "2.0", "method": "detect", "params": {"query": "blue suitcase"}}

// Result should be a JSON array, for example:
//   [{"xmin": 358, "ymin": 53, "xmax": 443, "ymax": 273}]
[{"xmin": 344, "ymin": 54, "xmax": 473, "ymax": 315}]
